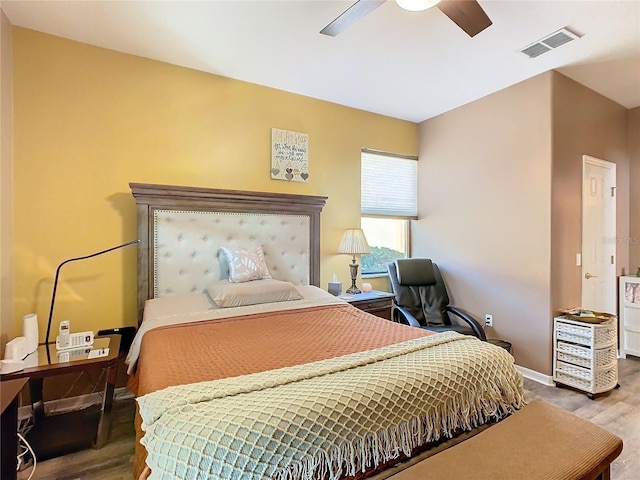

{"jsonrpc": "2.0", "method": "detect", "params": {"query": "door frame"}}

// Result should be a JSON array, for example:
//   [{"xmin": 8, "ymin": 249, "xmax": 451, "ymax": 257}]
[{"xmin": 581, "ymin": 155, "xmax": 616, "ymax": 313}]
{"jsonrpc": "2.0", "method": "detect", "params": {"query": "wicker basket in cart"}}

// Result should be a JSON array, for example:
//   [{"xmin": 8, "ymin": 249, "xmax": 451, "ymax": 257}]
[{"xmin": 562, "ymin": 309, "xmax": 616, "ymax": 324}]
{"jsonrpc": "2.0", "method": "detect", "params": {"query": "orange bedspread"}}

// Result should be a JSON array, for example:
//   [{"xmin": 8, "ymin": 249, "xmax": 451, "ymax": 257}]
[
  {"xmin": 131, "ymin": 303, "xmax": 431, "ymax": 478},
  {"xmin": 133, "ymin": 303, "xmax": 430, "ymax": 395}
]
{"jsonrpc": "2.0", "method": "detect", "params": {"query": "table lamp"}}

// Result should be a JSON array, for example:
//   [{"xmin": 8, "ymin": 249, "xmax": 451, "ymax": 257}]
[
  {"xmin": 45, "ymin": 239, "xmax": 140, "ymax": 347},
  {"xmin": 337, "ymin": 228, "xmax": 370, "ymax": 294}
]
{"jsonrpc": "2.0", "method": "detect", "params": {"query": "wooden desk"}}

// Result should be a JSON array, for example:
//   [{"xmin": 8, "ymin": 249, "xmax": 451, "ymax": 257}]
[
  {"xmin": 0, "ymin": 335, "xmax": 120, "ymax": 460},
  {"xmin": 1, "ymin": 378, "xmax": 28, "ymax": 480}
]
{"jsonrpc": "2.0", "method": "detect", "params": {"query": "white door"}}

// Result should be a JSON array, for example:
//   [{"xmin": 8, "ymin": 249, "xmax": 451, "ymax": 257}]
[{"xmin": 581, "ymin": 156, "xmax": 616, "ymax": 314}]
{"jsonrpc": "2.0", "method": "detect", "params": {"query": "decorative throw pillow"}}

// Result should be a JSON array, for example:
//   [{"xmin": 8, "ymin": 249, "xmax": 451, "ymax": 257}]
[
  {"xmin": 208, "ymin": 279, "xmax": 302, "ymax": 308},
  {"xmin": 219, "ymin": 245, "xmax": 272, "ymax": 283}
]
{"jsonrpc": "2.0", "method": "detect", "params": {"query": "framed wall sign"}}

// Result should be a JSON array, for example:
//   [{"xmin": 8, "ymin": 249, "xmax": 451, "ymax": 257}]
[{"xmin": 271, "ymin": 128, "xmax": 309, "ymax": 183}]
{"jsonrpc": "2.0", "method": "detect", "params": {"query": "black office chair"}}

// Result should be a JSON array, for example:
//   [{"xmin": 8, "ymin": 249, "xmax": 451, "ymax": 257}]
[{"xmin": 387, "ymin": 258, "xmax": 486, "ymax": 340}]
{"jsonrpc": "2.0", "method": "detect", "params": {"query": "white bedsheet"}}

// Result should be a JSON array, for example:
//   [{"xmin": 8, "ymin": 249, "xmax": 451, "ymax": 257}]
[{"xmin": 125, "ymin": 285, "xmax": 346, "ymax": 374}]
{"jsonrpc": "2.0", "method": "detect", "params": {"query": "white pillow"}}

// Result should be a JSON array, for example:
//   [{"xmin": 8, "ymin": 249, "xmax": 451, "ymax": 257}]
[
  {"xmin": 219, "ymin": 245, "xmax": 272, "ymax": 283},
  {"xmin": 208, "ymin": 279, "xmax": 302, "ymax": 308}
]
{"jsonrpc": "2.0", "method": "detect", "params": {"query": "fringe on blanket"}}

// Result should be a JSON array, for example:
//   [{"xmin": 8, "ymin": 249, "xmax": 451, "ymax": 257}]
[{"xmin": 273, "ymin": 375, "xmax": 526, "ymax": 480}]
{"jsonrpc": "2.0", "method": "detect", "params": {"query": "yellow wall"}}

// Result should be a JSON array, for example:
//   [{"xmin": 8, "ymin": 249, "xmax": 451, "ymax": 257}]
[
  {"xmin": 11, "ymin": 28, "xmax": 417, "ymax": 339},
  {"xmin": 1, "ymin": 9, "xmax": 13, "ymax": 354}
]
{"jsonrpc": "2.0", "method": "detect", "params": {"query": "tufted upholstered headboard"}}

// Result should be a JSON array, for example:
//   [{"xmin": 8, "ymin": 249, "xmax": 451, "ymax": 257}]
[{"xmin": 130, "ymin": 183, "xmax": 327, "ymax": 325}]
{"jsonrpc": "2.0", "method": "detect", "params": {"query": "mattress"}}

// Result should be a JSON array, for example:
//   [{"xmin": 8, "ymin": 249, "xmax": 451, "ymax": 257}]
[
  {"xmin": 126, "ymin": 285, "xmax": 348, "ymax": 374},
  {"xmin": 128, "ymin": 287, "xmax": 524, "ymax": 479}
]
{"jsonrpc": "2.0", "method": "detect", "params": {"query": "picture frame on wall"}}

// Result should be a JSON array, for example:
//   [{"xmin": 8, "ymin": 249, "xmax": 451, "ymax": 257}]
[{"xmin": 271, "ymin": 128, "xmax": 309, "ymax": 183}]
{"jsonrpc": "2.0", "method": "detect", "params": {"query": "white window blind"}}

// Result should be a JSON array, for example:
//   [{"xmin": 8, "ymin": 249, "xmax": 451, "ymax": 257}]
[{"xmin": 361, "ymin": 150, "xmax": 417, "ymax": 219}]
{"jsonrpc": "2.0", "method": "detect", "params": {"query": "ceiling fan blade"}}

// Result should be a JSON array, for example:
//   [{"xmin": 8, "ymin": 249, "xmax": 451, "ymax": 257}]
[
  {"xmin": 437, "ymin": 0, "xmax": 492, "ymax": 37},
  {"xmin": 320, "ymin": 0, "xmax": 386, "ymax": 37}
]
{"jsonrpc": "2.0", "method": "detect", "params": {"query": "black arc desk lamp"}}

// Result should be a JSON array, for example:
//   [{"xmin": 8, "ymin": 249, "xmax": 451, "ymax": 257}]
[{"xmin": 44, "ymin": 239, "xmax": 140, "ymax": 349}]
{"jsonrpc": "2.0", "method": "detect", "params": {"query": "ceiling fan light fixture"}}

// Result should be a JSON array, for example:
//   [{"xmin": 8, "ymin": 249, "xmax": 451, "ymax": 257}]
[{"xmin": 395, "ymin": 0, "xmax": 441, "ymax": 12}]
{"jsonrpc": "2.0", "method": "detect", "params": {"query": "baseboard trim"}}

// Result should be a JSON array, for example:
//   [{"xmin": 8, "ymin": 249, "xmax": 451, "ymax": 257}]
[
  {"xmin": 516, "ymin": 364, "xmax": 554, "ymax": 386},
  {"xmin": 18, "ymin": 387, "xmax": 134, "ymax": 421}
]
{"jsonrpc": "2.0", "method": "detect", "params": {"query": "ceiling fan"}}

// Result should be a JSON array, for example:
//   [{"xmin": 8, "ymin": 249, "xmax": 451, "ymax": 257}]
[{"xmin": 320, "ymin": 0, "xmax": 493, "ymax": 38}]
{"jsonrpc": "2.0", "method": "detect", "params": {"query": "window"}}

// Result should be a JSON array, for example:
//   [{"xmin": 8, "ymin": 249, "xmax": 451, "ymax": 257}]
[
  {"xmin": 360, "ymin": 149, "xmax": 417, "ymax": 275},
  {"xmin": 361, "ymin": 217, "xmax": 409, "ymax": 275}
]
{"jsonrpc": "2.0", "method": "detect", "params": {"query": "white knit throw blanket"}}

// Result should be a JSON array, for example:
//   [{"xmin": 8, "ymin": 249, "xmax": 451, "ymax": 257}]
[{"xmin": 138, "ymin": 332, "xmax": 525, "ymax": 480}]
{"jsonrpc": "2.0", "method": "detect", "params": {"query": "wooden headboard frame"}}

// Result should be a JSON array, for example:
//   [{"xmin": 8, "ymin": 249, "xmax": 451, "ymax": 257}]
[{"xmin": 130, "ymin": 183, "xmax": 327, "ymax": 325}]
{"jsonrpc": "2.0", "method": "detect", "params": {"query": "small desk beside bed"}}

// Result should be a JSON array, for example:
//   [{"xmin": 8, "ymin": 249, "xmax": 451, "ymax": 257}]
[{"xmin": 125, "ymin": 183, "xmax": 525, "ymax": 480}]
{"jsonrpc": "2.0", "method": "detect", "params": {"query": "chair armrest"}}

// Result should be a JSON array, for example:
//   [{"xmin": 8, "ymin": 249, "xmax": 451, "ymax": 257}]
[
  {"xmin": 443, "ymin": 306, "xmax": 487, "ymax": 340},
  {"xmin": 392, "ymin": 305, "xmax": 422, "ymax": 328}
]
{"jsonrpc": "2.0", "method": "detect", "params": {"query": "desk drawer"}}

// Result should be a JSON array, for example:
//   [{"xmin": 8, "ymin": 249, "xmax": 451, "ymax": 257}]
[{"xmin": 350, "ymin": 298, "xmax": 393, "ymax": 320}]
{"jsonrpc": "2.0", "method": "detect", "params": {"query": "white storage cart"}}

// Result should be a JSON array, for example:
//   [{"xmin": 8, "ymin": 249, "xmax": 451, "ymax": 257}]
[
  {"xmin": 553, "ymin": 316, "xmax": 619, "ymax": 399},
  {"xmin": 619, "ymin": 276, "xmax": 640, "ymax": 358}
]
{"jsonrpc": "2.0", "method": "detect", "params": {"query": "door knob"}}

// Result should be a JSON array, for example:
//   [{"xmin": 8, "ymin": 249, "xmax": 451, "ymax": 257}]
[{"xmin": 584, "ymin": 272, "xmax": 598, "ymax": 279}]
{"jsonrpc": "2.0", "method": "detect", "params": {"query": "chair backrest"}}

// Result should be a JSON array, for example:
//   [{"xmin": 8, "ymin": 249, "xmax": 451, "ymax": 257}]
[{"xmin": 387, "ymin": 258, "xmax": 450, "ymax": 326}]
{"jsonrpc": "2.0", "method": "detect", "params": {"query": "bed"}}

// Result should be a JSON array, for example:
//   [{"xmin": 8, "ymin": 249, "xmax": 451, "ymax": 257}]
[{"xmin": 126, "ymin": 183, "xmax": 525, "ymax": 480}]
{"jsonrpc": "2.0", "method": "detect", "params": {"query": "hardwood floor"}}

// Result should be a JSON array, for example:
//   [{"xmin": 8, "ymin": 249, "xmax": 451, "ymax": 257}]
[
  {"xmin": 17, "ymin": 396, "xmax": 136, "ymax": 480},
  {"xmin": 18, "ymin": 356, "xmax": 640, "ymax": 480},
  {"xmin": 524, "ymin": 356, "xmax": 640, "ymax": 480}
]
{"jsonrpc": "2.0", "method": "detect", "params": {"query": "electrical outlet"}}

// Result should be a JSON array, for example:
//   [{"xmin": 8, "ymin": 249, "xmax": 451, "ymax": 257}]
[{"xmin": 485, "ymin": 314, "xmax": 493, "ymax": 327}]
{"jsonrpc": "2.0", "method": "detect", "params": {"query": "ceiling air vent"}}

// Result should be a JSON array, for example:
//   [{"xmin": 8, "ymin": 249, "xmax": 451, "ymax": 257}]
[{"xmin": 519, "ymin": 28, "xmax": 581, "ymax": 59}]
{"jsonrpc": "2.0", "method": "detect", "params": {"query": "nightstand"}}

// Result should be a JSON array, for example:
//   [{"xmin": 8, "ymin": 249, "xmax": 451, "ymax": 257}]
[
  {"xmin": 341, "ymin": 290, "xmax": 395, "ymax": 320},
  {"xmin": 0, "ymin": 334, "xmax": 120, "ymax": 460}
]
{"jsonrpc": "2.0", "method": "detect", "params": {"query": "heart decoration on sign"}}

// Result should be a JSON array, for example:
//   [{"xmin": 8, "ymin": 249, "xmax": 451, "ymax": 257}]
[
  {"xmin": 271, "ymin": 168, "xmax": 280, "ymax": 176},
  {"xmin": 300, "ymin": 172, "xmax": 309, "ymax": 181},
  {"xmin": 285, "ymin": 167, "xmax": 294, "ymax": 181}
]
